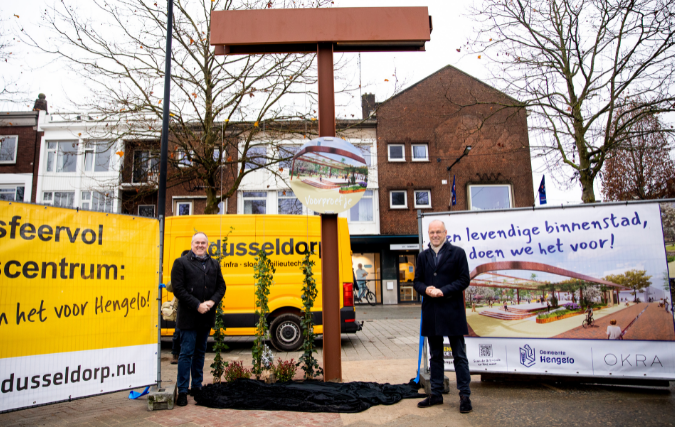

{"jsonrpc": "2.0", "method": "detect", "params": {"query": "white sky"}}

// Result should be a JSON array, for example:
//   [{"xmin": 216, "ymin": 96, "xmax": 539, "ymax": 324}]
[{"xmin": 2, "ymin": 0, "xmax": 605, "ymax": 204}]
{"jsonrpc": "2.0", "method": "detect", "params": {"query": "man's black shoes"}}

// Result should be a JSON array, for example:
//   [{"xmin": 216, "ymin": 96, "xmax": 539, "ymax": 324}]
[
  {"xmin": 188, "ymin": 387, "xmax": 202, "ymax": 397},
  {"xmin": 459, "ymin": 395, "xmax": 472, "ymax": 413},
  {"xmin": 417, "ymin": 394, "xmax": 443, "ymax": 408},
  {"xmin": 176, "ymin": 392, "xmax": 188, "ymax": 407}
]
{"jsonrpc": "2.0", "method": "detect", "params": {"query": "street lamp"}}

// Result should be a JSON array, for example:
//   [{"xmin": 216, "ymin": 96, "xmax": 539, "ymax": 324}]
[{"xmin": 446, "ymin": 145, "xmax": 472, "ymax": 172}]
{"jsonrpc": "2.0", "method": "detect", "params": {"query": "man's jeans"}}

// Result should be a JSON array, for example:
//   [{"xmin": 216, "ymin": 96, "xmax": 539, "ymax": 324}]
[
  {"xmin": 177, "ymin": 327, "xmax": 210, "ymax": 394},
  {"xmin": 428, "ymin": 335, "xmax": 471, "ymax": 397},
  {"xmin": 171, "ymin": 328, "xmax": 181, "ymax": 355},
  {"xmin": 357, "ymin": 282, "xmax": 367, "ymax": 299}
]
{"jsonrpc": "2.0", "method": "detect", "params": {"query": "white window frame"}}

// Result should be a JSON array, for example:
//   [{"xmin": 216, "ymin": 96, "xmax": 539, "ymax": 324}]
[
  {"xmin": 80, "ymin": 191, "xmax": 114, "ymax": 213},
  {"xmin": 389, "ymin": 190, "xmax": 408, "ymax": 209},
  {"xmin": 43, "ymin": 191, "xmax": 75, "ymax": 208},
  {"xmin": 45, "ymin": 141, "xmax": 79, "ymax": 173},
  {"xmin": 0, "ymin": 135, "xmax": 18, "ymax": 164},
  {"xmin": 83, "ymin": 142, "xmax": 113, "ymax": 173},
  {"xmin": 277, "ymin": 189, "xmax": 303, "ymax": 215},
  {"xmin": 277, "ymin": 145, "xmax": 301, "ymax": 171},
  {"xmin": 243, "ymin": 145, "xmax": 268, "ymax": 170},
  {"xmin": 242, "ymin": 191, "xmax": 267, "ymax": 214},
  {"xmin": 414, "ymin": 190, "xmax": 432, "ymax": 208},
  {"xmin": 349, "ymin": 189, "xmax": 374, "ymax": 222},
  {"xmin": 138, "ymin": 204, "xmax": 156, "ymax": 217},
  {"xmin": 467, "ymin": 184, "xmax": 513, "ymax": 211},
  {"xmin": 0, "ymin": 185, "xmax": 25, "ymax": 202},
  {"xmin": 176, "ymin": 150, "xmax": 194, "ymax": 168},
  {"xmin": 175, "ymin": 200, "xmax": 193, "ymax": 215},
  {"xmin": 411, "ymin": 144, "xmax": 429, "ymax": 162},
  {"xmin": 387, "ymin": 144, "xmax": 405, "ymax": 162}
]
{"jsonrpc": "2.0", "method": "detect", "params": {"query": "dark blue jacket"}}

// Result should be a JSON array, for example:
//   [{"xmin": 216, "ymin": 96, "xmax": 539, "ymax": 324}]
[
  {"xmin": 171, "ymin": 251, "xmax": 226, "ymax": 330},
  {"xmin": 413, "ymin": 242, "xmax": 470, "ymax": 337}
]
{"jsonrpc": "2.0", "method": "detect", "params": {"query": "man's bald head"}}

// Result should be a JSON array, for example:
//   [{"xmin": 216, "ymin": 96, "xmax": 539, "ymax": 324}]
[{"xmin": 428, "ymin": 220, "xmax": 448, "ymax": 247}]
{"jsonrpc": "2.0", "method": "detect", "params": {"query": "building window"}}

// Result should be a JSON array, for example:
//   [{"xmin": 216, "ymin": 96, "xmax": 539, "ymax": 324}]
[
  {"xmin": 176, "ymin": 150, "xmax": 193, "ymax": 168},
  {"xmin": 133, "ymin": 150, "xmax": 159, "ymax": 183},
  {"xmin": 244, "ymin": 146, "xmax": 267, "ymax": 170},
  {"xmin": 81, "ymin": 191, "xmax": 114, "ymax": 213},
  {"xmin": 387, "ymin": 144, "xmax": 405, "ymax": 162},
  {"xmin": 176, "ymin": 201, "xmax": 192, "ymax": 215},
  {"xmin": 278, "ymin": 190, "xmax": 302, "ymax": 214},
  {"xmin": 390, "ymin": 190, "xmax": 407, "ymax": 209},
  {"xmin": 356, "ymin": 145, "xmax": 372, "ymax": 167},
  {"xmin": 350, "ymin": 190, "xmax": 373, "ymax": 222},
  {"xmin": 43, "ymin": 191, "xmax": 75, "ymax": 208},
  {"xmin": 138, "ymin": 205, "xmax": 155, "ymax": 217},
  {"xmin": 218, "ymin": 200, "xmax": 227, "ymax": 215},
  {"xmin": 243, "ymin": 191, "xmax": 267, "ymax": 214},
  {"xmin": 45, "ymin": 141, "xmax": 78, "ymax": 173},
  {"xmin": 411, "ymin": 144, "xmax": 428, "ymax": 161},
  {"xmin": 414, "ymin": 190, "xmax": 431, "ymax": 208},
  {"xmin": 0, "ymin": 135, "xmax": 18, "ymax": 164},
  {"xmin": 468, "ymin": 184, "xmax": 513, "ymax": 210},
  {"xmin": 0, "ymin": 185, "xmax": 24, "ymax": 201},
  {"xmin": 278, "ymin": 145, "xmax": 300, "ymax": 170},
  {"xmin": 84, "ymin": 142, "xmax": 112, "ymax": 172}
]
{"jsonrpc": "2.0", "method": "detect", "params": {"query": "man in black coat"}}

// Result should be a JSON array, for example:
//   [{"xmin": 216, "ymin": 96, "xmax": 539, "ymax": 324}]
[
  {"xmin": 172, "ymin": 232, "xmax": 226, "ymax": 406},
  {"xmin": 413, "ymin": 219, "xmax": 472, "ymax": 413}
]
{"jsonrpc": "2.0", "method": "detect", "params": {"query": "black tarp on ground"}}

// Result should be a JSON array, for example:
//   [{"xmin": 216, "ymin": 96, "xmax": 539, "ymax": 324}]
[{"xmin": 195, "ymin": 379, "xmax": 425, "ymax": 413}]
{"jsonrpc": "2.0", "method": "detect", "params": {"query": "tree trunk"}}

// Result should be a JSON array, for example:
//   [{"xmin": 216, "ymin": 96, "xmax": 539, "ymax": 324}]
[{"xmin": 580, "ymin": 172, "xmax": 596, "ymax": 203}]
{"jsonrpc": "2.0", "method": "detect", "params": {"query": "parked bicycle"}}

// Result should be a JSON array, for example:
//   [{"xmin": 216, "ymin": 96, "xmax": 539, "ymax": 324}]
[{"xmin": 355, "ymin": 286, "xmax": 377, "ymax": 306}]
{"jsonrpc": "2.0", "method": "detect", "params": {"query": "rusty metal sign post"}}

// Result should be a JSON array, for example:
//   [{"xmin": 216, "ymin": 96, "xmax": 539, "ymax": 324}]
[{"xmin": 211, "ymin": 6, "xmax": 431, "ymax": 382}]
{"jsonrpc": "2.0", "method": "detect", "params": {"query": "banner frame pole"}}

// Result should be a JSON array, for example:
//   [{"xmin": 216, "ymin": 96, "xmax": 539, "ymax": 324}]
[
  {"xmin": 417, "ymin": 210, "xmax": 429, "ymax": 374},
  {"xmin": 157, "ymin": 215, "xmax": 164, "ymax": 389}
]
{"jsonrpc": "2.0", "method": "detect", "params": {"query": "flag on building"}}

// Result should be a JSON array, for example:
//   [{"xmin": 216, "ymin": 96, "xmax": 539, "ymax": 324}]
[
  {"xmin": 452, "ymin": 175, "xmax": 457, "ymax": 206},
  {"xmin": 538, "ymin": 175, "xmax": 547, "ymax": 205}
]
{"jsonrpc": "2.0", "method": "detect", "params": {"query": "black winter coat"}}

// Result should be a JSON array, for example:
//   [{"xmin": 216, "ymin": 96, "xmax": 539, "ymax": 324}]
[
  {"xmin": 171, "ymin": 252, "xmax": 226, "ymax": 330},
  {"xmin": 413, "ymin": 242, "xmax": 470, "ymax": 337}
]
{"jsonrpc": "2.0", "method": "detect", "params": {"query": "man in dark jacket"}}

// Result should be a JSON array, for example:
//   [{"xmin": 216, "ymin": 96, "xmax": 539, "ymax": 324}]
[
  {"xmin": 413, "ymin": 220, "xmax": 472, "ymax": 413},
  {"xmin": 172, "ymin": 232, "xmax": 226, "ymax": 406}
]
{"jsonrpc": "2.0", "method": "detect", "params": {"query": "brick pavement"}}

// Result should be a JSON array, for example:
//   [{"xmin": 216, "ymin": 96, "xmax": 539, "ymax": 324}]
[
  {"xmin": 553, "ymin": 303, "xmax": 646, "ymax": 339},
  {"xmin": 623, "ymin": 303, "xmax": 675, "ymax": 341}
]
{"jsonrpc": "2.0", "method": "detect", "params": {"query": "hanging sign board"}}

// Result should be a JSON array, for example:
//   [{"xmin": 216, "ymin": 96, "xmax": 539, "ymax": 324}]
[{"xmin": 289, "ymin": 137, "xmax": 368, "ymax": 214}]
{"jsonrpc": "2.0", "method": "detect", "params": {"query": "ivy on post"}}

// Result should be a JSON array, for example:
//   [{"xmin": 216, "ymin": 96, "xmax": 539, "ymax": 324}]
[
  {"xmin": 252, "ymin": 250, "xmax": 275, "ymax": 380},
  {"xmin": 209, "ymin": 226, "xmax": 234, "ymax": 384},
  {"xmin": 298, "ymin": 251, "xmax": 323, "ymax": 379}
]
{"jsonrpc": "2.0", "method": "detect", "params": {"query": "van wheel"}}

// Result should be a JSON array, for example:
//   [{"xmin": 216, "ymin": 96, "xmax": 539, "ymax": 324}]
[{"xmin": 270, "ymin": 314, "xmax": 304, "ymax": 352}]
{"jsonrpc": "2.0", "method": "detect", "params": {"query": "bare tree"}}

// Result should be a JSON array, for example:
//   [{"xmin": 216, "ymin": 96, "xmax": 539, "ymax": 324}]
[
  {"xmin": 601, "ymin": 102, "xmax": 675, "ymax": 201},
  {"xmin": 466, "ymin": 0, "xmax": 675, "ymax": 202},
  {"xmin": 27, "ymin": 0, "xmax": 334, "ymax": 213},
  {"xmin": 0, "ymin": 12, "xmax": 25, "ymax": 105}
]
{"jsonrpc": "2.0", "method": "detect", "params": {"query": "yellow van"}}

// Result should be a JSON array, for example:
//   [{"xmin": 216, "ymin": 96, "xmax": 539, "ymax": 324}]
[{"xmin": 161, "ymin": 214, "xmax": 360, "ymax": 351}]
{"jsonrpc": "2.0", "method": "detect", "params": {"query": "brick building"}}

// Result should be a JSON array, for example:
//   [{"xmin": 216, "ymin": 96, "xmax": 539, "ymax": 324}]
[
  {"xmin": 0, "ymin": 96, "xmax": 48, "ymax": 203},
  {"xmin": 352, "ymin": 65, "xmax": 534, "ymax": 304}
]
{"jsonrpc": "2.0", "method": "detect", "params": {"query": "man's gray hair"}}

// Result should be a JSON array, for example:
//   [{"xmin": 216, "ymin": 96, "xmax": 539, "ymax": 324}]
[{"xmin": 191, "ymin": 232, "xmax": 209, "ymax": 243}]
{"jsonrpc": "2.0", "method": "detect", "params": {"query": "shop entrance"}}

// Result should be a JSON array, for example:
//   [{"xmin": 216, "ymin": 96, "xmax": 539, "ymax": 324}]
[
  {"xmin": 351, "ymin": 252, "xmax": 382, "ymax": 304},
  {"xmin": 397, "ymin": 253, "xmax": 420, "ymax": 303}
]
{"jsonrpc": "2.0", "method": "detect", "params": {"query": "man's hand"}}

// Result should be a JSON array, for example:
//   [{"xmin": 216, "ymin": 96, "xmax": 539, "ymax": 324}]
[
  {"xmin": 204, "ymin": 300, "xmax": 215, "ymax": 310},
  {"xmin": 425, "ymin": 286, "xmax": 443, "ymax": 298},
  {"xmin": 198, "ymin": 302, "xmax": 211, "ymax": 314}
]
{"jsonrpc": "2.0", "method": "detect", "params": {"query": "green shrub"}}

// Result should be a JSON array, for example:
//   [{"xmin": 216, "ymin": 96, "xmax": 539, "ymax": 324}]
[
  {"xmin": 224, "ymin": 361, "xmax": 251, "ymax": 382},
  {"xmin": 272, "ymin": 359, "xmax": 297, "ymax": 383},
  {"xmin": 536, "ymin": 308, "xmax": 581, "ymax": 320}
]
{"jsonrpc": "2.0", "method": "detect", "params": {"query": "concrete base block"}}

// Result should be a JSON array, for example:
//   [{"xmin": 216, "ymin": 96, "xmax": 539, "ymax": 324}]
[
  {"xmin": 147, "ymin": 384, "xmax": 176, "ymax": 411},
  {"xmin": 419, "ymin": 372, "xmax": 450, "ymax": 395}
]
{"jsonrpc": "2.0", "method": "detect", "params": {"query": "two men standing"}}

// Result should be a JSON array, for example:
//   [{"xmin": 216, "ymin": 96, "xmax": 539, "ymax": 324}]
[
  {"xmin": 171, "ymin": 232, "xmax": 226, "ymax": 407},
  {"xmin": 413, "ymin": 220, "xmax": 472, "ymax": 413}
]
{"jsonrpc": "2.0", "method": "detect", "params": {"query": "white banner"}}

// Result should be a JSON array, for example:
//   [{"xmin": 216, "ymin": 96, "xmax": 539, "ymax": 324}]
[
  {"xmin": 428, "ymin": 338, "xmax": 675, "ymax": 379},
  {"xmin": 421, "ymin": 202, "xmax": 675, "ymax": 379},
  {"xmin": 0, "ymin": 344, "xmax": 156, "ymax": 412}
]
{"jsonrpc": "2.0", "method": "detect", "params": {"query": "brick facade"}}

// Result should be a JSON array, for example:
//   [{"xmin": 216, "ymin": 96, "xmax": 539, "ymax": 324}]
[
  {"xmin": 376, "ymin": 65, "xmax": 534, "ymax": 236},
  {"xmin": 0, "ymin": 112, "xmax": 43, "ymax": 202}
]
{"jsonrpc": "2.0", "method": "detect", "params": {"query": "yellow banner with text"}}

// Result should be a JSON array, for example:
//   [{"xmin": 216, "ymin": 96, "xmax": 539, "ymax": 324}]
[{"xmin": 0, "ymin": 201, "xmax": 159, "ymax": 359}]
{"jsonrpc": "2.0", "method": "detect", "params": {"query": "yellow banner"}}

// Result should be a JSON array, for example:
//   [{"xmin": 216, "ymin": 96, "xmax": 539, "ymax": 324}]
[{"xmin": 0, "ymin": 202, "xmax": 159, "ymax": 359}]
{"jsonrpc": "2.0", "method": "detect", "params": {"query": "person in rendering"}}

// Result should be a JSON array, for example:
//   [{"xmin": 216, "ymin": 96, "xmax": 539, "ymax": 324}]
[
  {"xmin": 355, "ymin": 263, "xmax": 368, "ymax": 300},
  {"xmin": 504, "ymin": 301, "xmax": 509, "ymax": 312},
  {"xmin": 607, "ymin": 319, "xmax": 622, "ymax": 339},
  {"xmin": 414, "ymin": 220, "xmax": 472, "ymax": 413},
  {"xmin": 172, "ymin": 232, "xmax": 226, "ymax": 407}
]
